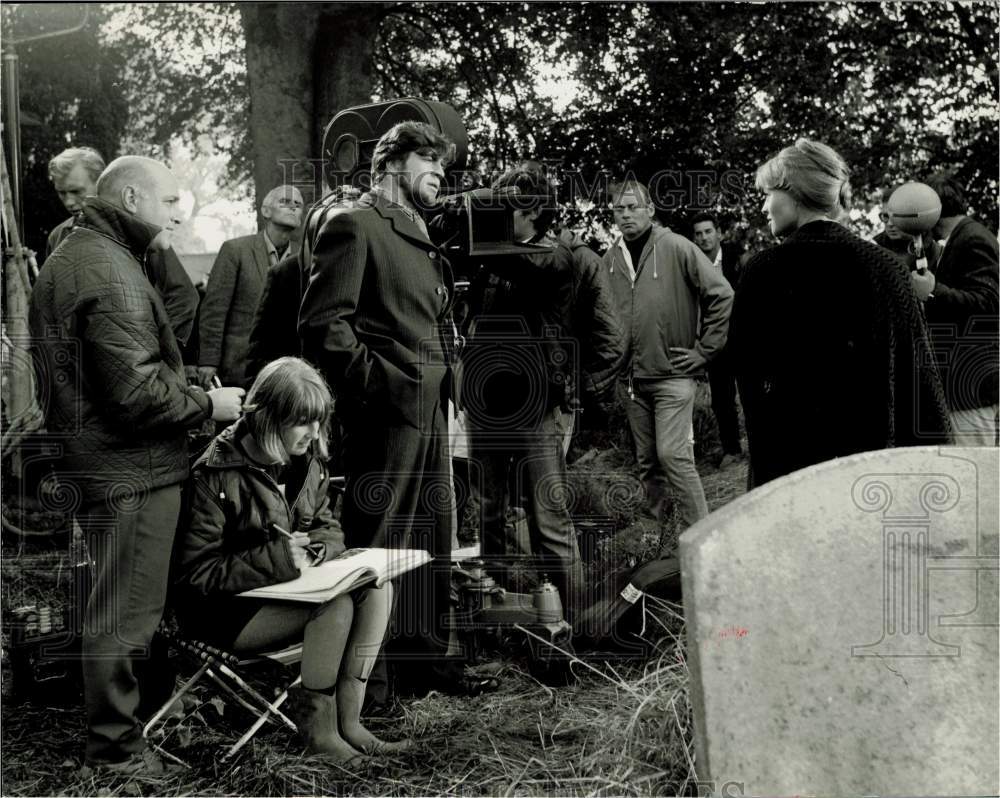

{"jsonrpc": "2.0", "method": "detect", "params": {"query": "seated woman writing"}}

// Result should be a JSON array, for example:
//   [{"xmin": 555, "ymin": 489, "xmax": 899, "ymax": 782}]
[{"xmin": 174, "ymin": 356, "xmax": 406, "ymax": 763}]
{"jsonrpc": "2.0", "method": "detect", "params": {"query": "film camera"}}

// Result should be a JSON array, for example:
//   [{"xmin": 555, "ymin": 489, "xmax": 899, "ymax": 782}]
[{"xmin": 320, "ymin": 98, "xmax": 551, "ymax": 259}]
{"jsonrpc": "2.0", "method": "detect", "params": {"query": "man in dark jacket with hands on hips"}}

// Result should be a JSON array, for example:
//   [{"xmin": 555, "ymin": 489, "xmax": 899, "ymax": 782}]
[{"xmin": 29, "ymin": 156, "xmax": 245, "ymax": 776}]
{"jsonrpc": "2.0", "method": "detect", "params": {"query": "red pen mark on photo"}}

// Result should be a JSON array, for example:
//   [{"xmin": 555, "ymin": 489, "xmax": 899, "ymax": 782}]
[{"xmin": 716, "ymin": 625, "xmax": 749, "ymax": 641}]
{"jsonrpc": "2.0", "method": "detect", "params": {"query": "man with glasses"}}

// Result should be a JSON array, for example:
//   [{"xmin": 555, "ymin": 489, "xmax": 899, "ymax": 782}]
[
  {"xmin": 874, "ymin": 191, "xmax": 941, "ymax": 271},
  {"xmin": 198, "ymin": 185, "xmax": 304, "ymax": 388},
  {"xmin": 603, "ymin": 181, "xmax": 733, "ymax": 531}
]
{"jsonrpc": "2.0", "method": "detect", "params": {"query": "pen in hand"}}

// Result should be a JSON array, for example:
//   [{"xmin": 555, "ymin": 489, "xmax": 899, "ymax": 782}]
[
  {"xmin": 272, "ymin": 523, "xmax": 293, "ymax": 539},
  {"xmin": 273, "ymin": 524, "xmax": 321, "ymax": 566}
]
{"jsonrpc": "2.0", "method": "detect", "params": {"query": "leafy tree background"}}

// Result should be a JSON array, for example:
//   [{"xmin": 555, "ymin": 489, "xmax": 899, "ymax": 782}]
[
  {"xmin": 3, "ymin": 4, "xmax": 127, "ymax": 254},
  {"xmin": 5, "ymin": 1, "xmax": 997, "ymax": 257}
]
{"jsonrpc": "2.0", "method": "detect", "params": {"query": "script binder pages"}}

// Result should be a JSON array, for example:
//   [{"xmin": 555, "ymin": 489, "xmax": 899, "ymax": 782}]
[{"xmin": 237, "ymin": 548, "xmax": 432, "ymax": 602}]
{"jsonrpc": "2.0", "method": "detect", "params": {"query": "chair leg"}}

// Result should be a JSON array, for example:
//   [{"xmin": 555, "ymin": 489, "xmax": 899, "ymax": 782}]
[
  {"xmin": 143, "ymin": 661, "xmax": 211, "ymax": 739},
  {"xmin": 216, "ymin": 661, "xmax": 298, "ymax": 731},
  {"xmin": 146, "ymin": 636, "xmax": 305, "ymax": 760},
  {"xmin": 206, "ymin": 667, "xmax": 272, "ymax": 719},
  {"xmin": 223, "ymin": 675, "xmax": 302, "ymax": 761}
]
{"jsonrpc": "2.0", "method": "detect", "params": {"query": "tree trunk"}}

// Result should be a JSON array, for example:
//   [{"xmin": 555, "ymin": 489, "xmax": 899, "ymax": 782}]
[
  {"xmin": 239, "ymin": 2, "xmax": 322, "ymax": 208},
  {"xmin": 313, "ymin": 4, "xmax": 384, "ymax": 154},
  {"xmin": 240, "ymin": 2, "xmax": 383, "ymax": 209}
]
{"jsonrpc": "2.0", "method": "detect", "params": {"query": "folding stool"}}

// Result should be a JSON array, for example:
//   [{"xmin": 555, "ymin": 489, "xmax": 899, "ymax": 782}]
[
  {"xmin": 145, "ymin": 476, "xmax": 344, "ymax": 761},
  {"xmin": 143, "ymin": 624, "xmax": 303, "ymax": 762}
]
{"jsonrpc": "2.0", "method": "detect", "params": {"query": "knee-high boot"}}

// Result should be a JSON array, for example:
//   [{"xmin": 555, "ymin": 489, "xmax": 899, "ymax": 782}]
[
  {"xmin": 285, "ymin": 685, "xmax": 363, "ymax": 765},
  {"xmin": 337, "ymin": 675, "xmax": 411, "ymax": 754}
]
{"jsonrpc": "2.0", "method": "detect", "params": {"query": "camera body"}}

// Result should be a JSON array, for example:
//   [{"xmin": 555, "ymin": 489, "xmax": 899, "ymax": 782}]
[
  {"xmin": 322, "ymin": 97, "xmax": 469, "ymax": 189},
  {"xmin": 320, "ymin": 98, "xmax": 551, "ymax": 259}
]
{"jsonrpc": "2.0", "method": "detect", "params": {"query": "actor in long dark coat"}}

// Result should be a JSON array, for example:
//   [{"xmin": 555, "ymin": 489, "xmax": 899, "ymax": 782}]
[{"xmin": 299, "ymin": 122, "xmax": 487, "ymax": 696}]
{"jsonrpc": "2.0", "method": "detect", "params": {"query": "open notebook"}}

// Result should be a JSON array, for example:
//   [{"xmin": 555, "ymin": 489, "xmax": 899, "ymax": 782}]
[{"xmin": 237, "ymin": 548, "xmax": 431, "ymax": 603}]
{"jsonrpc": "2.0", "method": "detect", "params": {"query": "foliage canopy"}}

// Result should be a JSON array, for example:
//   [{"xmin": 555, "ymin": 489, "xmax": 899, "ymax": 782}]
[{"xmin": 7, "ymin": 1, "xmax": 997, "ymax": 252}]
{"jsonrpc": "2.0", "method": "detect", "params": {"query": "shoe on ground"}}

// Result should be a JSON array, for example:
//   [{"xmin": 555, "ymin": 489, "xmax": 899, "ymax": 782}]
[
  {"xmin": 88, "ymin": 749, "xmax": 181, "ymax": 779},
  {"xmin": 412, "ymin": 663, "xmax": 501, "ymax": 698},
  {"xmin": 433, "ymin": 672, "xmax": 500, "ymax": 697},
  {"xmin": 718, "ymin": 453, "xmax": 742, "ymax": 469}
]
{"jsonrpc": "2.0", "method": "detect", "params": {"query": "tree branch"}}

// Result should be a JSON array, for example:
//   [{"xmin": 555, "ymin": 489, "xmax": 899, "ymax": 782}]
[{"xmin": 952, "ymin": 1, "xmax": 999, "ymax": 94}]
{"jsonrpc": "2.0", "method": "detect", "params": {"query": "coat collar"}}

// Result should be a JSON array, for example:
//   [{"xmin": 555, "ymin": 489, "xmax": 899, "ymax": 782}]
[
  {"xmin": 195, "ymin": 416, "xmax": 319, "ymax": 474},
  {"xmin": 195, "ymin": 417, "xmax": 255, "ymax": 471},
  {"xmin": 78, "ymin": 197, "xmax": 164, "ymax": 263},
  {"xmin": 612, "ymin": 226, "xmax": 667, "ymax": 280},
  {"xmin": 362, "ymin": 191, "xmax": 437, "ymax": 251},
  {"xmin": 251, "ymin": 231, "xmax": 271, "ymax": 277},
  {"xmin": 947, "ymin": 216, "xmax": 973, "ymax": 242}
]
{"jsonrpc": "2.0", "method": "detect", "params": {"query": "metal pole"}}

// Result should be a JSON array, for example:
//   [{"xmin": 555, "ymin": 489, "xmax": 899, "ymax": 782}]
[{"xmin": 2, "ymin": 50, "xmax": 22, "ymax": 237}]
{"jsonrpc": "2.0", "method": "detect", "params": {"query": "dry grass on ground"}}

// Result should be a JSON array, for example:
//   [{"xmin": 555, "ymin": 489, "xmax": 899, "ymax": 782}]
[
  {"xmin": 1, "ymin": 391, "xmax": 748, "ymax": 796},
  {"xmin": 2, "ymin": 599, "xmax": 701, "ymax": 797}
]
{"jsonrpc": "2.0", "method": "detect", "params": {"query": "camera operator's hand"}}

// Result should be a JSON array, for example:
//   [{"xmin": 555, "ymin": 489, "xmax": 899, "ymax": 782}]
[
  {"xmin": 197, "ymin": 366, "xmax": 218, "ymax": 390},
  {"xmin": 208, "ymin": 387, "xmax": 245, "ymax": 421},
  {"xmin": 491, "ymin": 185, "xmax": 520, "ymax": 199}
]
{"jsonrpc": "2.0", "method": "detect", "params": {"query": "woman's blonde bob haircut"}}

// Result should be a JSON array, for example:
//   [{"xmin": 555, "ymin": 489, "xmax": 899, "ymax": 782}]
[
  {"xmin": 243, "ymin": 357, "xmax": 333, "ymax": 462},
  {"xmin": 755, "ymin": 138, "xmax": 853, "ymax": 219}
]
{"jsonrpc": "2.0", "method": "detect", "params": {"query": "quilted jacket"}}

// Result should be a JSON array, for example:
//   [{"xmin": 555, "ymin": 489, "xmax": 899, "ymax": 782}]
[
  {"xmin": 28, "ymin": 197, "xmax": 213, "ymax": 503},
  {"xmin": 46, "ymin": 215, "xmax": 200, "ymax": 352},
  {"xmin": 174, "ymin": 417, "xmax": 346, "ymax": 603}
]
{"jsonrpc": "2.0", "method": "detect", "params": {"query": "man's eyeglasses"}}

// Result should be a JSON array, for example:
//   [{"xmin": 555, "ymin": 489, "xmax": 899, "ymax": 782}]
[{"xmin": 879, "ymin": 212, "xmax": 891, "ymax": 222}]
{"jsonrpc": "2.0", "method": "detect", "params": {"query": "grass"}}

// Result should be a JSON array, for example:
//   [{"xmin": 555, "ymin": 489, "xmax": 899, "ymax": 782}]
[
  {"xmin": 1, "ymin": 389, "xmax": 748, "ymax": 796},
  {"xmin": 1, "ymin": 600, "xmax": 699, "ymax": 797}
]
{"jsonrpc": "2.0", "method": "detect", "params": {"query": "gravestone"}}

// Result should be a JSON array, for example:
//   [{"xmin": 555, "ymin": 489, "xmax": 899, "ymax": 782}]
[{"xmin": 680, "ymin": 446, "xmax": 999, "ymax": 797}]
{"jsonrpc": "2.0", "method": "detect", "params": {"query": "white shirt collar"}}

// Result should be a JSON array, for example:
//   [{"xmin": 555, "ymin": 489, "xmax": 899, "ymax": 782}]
[
  {"xmin": 615, "ymin": 237, "xmax": 637, "ymax": 283},
  {"xmin": 263, "ymin": 230, "xmax": 287, "ymax": 261}
]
